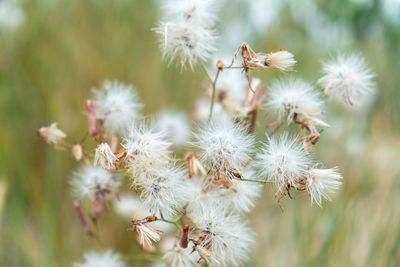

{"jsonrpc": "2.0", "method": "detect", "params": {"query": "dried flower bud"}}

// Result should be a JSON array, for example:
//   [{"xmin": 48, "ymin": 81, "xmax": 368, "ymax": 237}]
[
  {"xmin": 72, "ymin": 144, "xmax": 83, "ymax": 161},
  {"xmin": 37, "ymin": 122, "xmax": 67, "ymax": 144},
  {"xmin": 94, "ymin": 143, "xmax": 118, "ymax": 170},
  {"xmin": 180, "ymin": 224, "xmax": 189, "ymax": 248},
  {"xmin": 129, "ymin": 222, "xmax": 163, "ymax": 249},
  {"xmin": 86, "ymin": 100, "xmax": 98, "ymax": 136}
]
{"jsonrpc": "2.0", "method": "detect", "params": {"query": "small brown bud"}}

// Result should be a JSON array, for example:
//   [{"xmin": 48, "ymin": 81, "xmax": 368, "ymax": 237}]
[
  {"xmin": 146, "ymin": 215, "xmax": 157, "ymax": 222},
  {"xmin": 217, "ymin": 60, "xmax": 224, "ymax": 70}
]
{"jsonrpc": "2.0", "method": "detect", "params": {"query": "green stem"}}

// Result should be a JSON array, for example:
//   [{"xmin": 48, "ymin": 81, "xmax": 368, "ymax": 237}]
[
  {"xmin": 208, "ymin": 69, "xmax": 221, "ymax": 123},
  {"xmin": 241, "ymin": 178, "xmax": 273, "ymax": 184}
]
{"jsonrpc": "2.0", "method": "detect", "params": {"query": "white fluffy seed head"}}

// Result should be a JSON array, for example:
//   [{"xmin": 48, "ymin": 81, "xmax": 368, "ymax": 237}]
[
  {"xmin": 318, "ymin": 53, "xmax": 376, "ymax": 106},
  {"xmin": 190, "ymin": 204, "xmax": 255, "ymax": 267},
  {"xmin": 93, "ymin": 80, "xmax": 142, "ymax": 134},
  {"xmin": 70, "ymin": 165, "xmax": 120, "ymax": 200},
  {"xmin": 122, "ymin": 122, "xmax": 171, "ymax": 177},
  {"xmin": 155, "ymin": 110, "xmax": 191, "ymax": 146},
  {"xmin": 154, "ymin": 21, "xmax": 216, "ymax": 69},
  {"xmin": 306, "ymin": 167, "xmax": 343, "ymax": 207},
  {"xmin": 257, "ymin": 133, "xmax": 311, "ymax": 189},
  {"xmin": 73, "ymin": 250, "xmax": 126, "ymax": 267},
  {"xmin": 267, "ymin": 78, "xmax": 323, "ymax": 123},
  {"xmin": 265, "ymin": 50, "xmax": 296, "ymax": 71},
  {"xmin": 161, "ymin": 0, "xmax": 218, "ymax": 27},
  {"xmin": 135, "ymin": 165, "xmax": 193, "ymax": 218},
  {"xmin": 193, "ymin": 120, "xmax": 254, "ymax": 173}
]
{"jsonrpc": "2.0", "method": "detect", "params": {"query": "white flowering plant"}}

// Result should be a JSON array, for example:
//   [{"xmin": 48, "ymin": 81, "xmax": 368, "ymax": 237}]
[{"xmin": 36, "ymin": 1, "xmax": 376, "ymax": 266}]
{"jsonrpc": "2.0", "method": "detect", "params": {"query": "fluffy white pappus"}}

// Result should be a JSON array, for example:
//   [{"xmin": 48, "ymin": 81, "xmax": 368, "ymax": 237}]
[
  {"xmin": 193, "ymin": 120, "xmax": 254, "ymax": 174},
  {"xmin": 257, "ymin": 133, "xmax": 311, "ymax": 190},
  {"xmin": 73, "ymin": 250, "xmax": 125, "ymax": 267},
  {"xmin": 93, "ymin": 80, "xmax": 142, "ymax": 134},
  {"xmin": 154, "ymin": 21, "xmax": 216, "ymax": 69},
  {"xmin": 190, "ymin": 204, "xmax": 254, "ymax": 267},
  {"xmin": 318, "ymin": 54, "xmax": 376, "ymax": 107},
  {"xmin": 265, "ymin": 50, "xmax": 296, "ymax": 71},
  {"xmin": 155, "ymin": 110, "xmax": 191, "ymax": 146},
  {"xmin": 160, "ymin": 0, "xmax": 218, "ymax": 27},
  {"xmin": 163, "ymin": 246, "xmax": 198, "ymax": 267},
  {"xmin": 122, "ymin": 122, "xmax": 171, "ymax": 177},
  {"xmin": 70, "ymin": 165, "xmax": 120, "ymax": 200},
  {"xmin": 267, "ymin": 78, "xmax": 324, "ymax": 123},
  {"xmin": 94, "ymin": 143, "xmax": 118, "ymax": 170},
  {"xmin": 135, "ymin": 165, "xmax": 193, "ymax": 218},
  {"xmin": 0, "ymin": 1, "xmax": 25, "ymax": 29},
  {"xmin": 219, "ymin": 168, "xmax": 263, "ymax": 213},
  {"xmin": 193, "ymin": 98, "xmax": 231, "ymax": 124},
  {"xmin": 114, "ymin": 194, "xmax": 175, "ymax": 233},
  {"xmin": 306, "ymin": 167, "xmax": 343, "ymax": 207}
]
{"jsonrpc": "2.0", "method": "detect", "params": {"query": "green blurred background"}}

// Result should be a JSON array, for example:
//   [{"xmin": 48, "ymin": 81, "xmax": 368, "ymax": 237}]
[{"xmin": 1, "ymin": 0, "xmax": 399, "ymax": 266}]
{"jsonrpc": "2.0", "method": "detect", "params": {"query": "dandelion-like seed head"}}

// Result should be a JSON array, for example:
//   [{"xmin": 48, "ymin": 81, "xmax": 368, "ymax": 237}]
[
  {"xmin": 73, "ymin": 250, "xmax": 125, "ymax": 267},
  {"xmin": 162, "ymin": 0, "xmax": 218, "ymax": 27},
  {"xmin": 257, "ymin": 133, "xmax": 311, "ymax": 189},
  {"xmin": 122, "ymin": 122, "xmax": 171, "ymax": 177},
  {"xmin": 154, "ymin": 21, "xmax": 216, "ymax": 69},
  {"xmin": 190, "ymin": 204, "xmax": 254, "ymax": 267},
  {"xmin": 318, "ymin": 53, "xmax": 375, "ymax": 106},
  {"xmin": 267, "ymin": 78, "xmax": 323, "ymax": 123},
  {"xmin": 306, "ymin": 167, "xmax": 343, "ymax": 207},
  {"xmin": 70, "ymin": 165, "xmax": 120, "ymax": 200},
  {"xmin": 135, "ymin": 165, "xmax": 193, "ymax": 217},
  {"xmin": 193, "ymin": 120, "xmax": 254, "ymax": 175},
  {"xmin": 93, "ymin": 80, "xmax": 142, "ymax": 134}
]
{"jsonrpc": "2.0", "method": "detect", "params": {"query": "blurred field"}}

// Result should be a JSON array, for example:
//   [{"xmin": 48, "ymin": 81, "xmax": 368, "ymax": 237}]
[{"xmin": 1, "ymin": 0, "xmax": 400, "ymax": 266}]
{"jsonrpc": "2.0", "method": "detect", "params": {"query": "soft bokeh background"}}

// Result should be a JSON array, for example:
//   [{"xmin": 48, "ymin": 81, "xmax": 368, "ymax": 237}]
[{"xmin": 1, "ymin": 0, "xmax": 400, "ymax": 266}]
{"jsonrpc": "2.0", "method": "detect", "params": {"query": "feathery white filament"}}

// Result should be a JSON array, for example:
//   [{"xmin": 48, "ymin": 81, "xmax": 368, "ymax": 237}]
[
  {"xmin": 70, "ymin": 165, "xmax": 120, "ymax": 200},
  {"xmin": 154, "ymin": 22, "xmax": 216, "ymax": 69},
  {"xmin": 190, "ymin": 204, "xmax": 254, "ymax": 267},
  {"xmin": 267, "ymin": 78, "xmax": 324, "ymax": 123},
  {"xmin": 193, "ymin": 120, "xmax": 254, "ymax": 174},
  {"xmin": 306, "ymin": 168, "xmax": 343, "ymax": 207},
  {"xmin": 122, "ymin": 122, "xmax": 171, "ymax": 177},
  {"xmin": 135, "ymin": 165, "xmax": 193, "ymax": 217},
  {"xmin": 94, "ymin": 143, "xmax": 118, "ymax": 170},
  {"xmin": 257, "ymin": 133, "xmax": 311, "ymax": 189},
  {"xmin": 318, "ymin": 54, "xmax": 375, "ymax": 106},
  {"xmin": 93, "ymin": 80, "xmax": 142, "ymax": 134}
]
